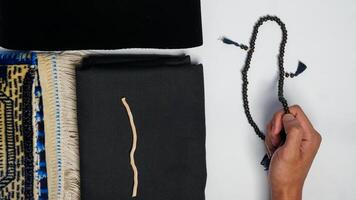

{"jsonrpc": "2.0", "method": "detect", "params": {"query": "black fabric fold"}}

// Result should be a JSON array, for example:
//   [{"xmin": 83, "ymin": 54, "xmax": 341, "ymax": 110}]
[
  {"xmin": 76, "ymin": 55, "xmax": 207, "ymax": 200},
  {"xmin": 0, "ymin": 0, "xmax": 203, "ymax": 50}
]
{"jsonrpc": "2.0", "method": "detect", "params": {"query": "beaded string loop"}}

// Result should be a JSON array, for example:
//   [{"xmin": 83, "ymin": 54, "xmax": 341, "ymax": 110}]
[
  {"xmin": 221, "ymin": 15, "xmax": 307, "ymax": 170},
  {"xmin": 222, "ymin": 15, "xmax": 297, "ymax": 140},
  {"xmin": 242, "ymin": 15, "xmax": 290, "ymax": 140}
]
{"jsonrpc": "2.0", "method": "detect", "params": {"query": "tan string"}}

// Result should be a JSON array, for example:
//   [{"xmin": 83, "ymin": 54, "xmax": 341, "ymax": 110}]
[{"xmin": 121, "ymin": 97, "xmax": 139, "ymax": 198}]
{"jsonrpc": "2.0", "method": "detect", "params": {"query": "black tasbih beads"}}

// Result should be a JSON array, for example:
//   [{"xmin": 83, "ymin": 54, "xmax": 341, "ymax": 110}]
[
  {"xmin": 221, "ymin": 15, "xmax": 307, "ymax": 170},
  {"xmin": 243, "ymin": 15, "xmax": 290, "ymax": 140}
]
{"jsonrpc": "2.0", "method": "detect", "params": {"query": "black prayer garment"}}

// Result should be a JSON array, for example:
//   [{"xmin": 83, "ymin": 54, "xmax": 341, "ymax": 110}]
[
  {"xmin": 76, "ymin": 55, "xmax": 207, "ymax": 200},
  {"xmin": 0, "ymin": 0, "xmax": 203, "ymax": 50}
]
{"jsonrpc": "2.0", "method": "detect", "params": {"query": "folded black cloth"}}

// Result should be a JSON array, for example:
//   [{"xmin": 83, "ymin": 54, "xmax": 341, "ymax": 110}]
[
  {"xmin": 76, "ymin": 55, "xmax": 207, "ymax": 200},
  {"xmin": 0, "ymin": 0, "xmax": 202, "ymax": 50}
]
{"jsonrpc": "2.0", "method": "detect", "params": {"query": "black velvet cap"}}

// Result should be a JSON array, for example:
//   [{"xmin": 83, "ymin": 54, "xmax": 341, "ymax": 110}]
[{"xmin": 0, "ymin": 0, "xmax": 203, "ymax": 50}]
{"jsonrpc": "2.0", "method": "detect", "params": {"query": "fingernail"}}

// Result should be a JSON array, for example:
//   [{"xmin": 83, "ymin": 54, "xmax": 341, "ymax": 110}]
[{"xmin": 283, "ymin": 114, "xmax": 295, "ymax": 122}]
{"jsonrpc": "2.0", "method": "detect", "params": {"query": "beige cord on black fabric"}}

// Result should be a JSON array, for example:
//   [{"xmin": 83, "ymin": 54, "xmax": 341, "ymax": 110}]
[{"xmin": 121, "ymin": 97, "xmax": 139, "ymax": 198}]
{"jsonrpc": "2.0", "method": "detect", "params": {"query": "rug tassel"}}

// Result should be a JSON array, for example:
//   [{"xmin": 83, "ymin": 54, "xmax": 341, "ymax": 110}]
[{"xmin": 38, "ymin": 52, "xmax": 84, "ymax": 200}]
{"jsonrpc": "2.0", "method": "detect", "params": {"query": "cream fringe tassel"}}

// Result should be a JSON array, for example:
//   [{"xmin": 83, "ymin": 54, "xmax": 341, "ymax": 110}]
[
  {"xmin": 37, "ymin": 52, "xmax": 84, "ymax": 200},
  {"xmin": 121, "ymin": 97, "xmax": 139, "ymax": 198}
]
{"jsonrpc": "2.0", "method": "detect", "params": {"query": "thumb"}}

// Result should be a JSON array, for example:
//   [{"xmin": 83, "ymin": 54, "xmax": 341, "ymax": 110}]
[{"xmin": 282, "ymin": 114, "xmax": 303, "ymax": 151}]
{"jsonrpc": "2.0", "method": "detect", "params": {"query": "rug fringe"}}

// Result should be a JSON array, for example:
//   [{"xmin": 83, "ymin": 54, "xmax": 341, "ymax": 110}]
[
  {"xmin": 38, "ymin": 52, "xmax": 84, "ymax": 200},
  {"xmin": 38, "ymin": 54, "xmax": 60, "ymax": 200}
]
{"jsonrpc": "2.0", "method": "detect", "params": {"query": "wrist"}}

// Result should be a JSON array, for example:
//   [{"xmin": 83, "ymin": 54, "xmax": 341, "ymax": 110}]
[{"xmin": 271, "ymin": 185, "xmax": 303, "ymax": 200}]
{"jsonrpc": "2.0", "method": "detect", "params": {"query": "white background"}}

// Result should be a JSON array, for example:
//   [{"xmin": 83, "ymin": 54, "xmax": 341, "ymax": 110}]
[
  {"xmin": 2, "ymin": 0, "xmax": 356, "ymax": 199},
  {"xmin": 190, "ymin": 0, "xmax": 356, "ymax": 199}
]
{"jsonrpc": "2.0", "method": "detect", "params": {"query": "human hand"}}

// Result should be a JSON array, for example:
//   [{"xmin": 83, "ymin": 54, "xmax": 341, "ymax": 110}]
[{"xmin": 265, "ymin": 105, "xmax": 322, "ymax": 200}]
